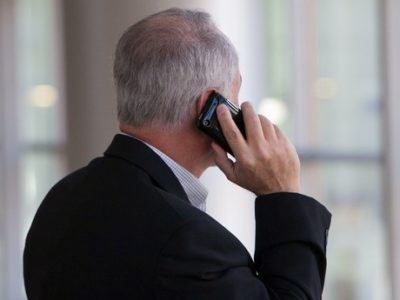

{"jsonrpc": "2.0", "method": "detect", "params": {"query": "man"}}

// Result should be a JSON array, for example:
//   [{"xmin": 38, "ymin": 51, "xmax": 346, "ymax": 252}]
[{"xmin": 24, "ymin": 8, "xmax": 331, "ymax": 300}]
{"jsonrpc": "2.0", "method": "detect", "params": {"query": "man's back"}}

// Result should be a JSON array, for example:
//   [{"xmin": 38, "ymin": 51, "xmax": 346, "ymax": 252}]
[
  {"xmin": 24, "ymin": 135, "xmax": 257, "ymax": 299},
  {"xmin": 24, "ymin": 135, "xmax": 331, "ymax": 300}
]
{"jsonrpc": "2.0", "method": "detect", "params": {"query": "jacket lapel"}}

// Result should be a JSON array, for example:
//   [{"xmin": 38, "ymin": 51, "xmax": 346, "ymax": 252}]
[{"xmin": 104, "ymin": 134, "xmax": 189, "ymax": 202}]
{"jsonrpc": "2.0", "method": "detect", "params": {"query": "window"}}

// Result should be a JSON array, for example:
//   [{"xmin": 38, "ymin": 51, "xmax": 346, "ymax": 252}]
[
  {"xmin": 0, "ymin": 0, "xmax": 65, "ymax": 299},
  {"xmin": 262, "ymin": 0, "xmax": 390, "ymax": 299}
]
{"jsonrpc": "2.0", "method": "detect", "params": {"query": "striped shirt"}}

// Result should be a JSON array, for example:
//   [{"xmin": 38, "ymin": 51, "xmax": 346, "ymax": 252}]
[
  {"xmin": 122, "ymin": 134, "xmax": 208, "ymax": 212},
  {"xmin": 146, "ymin": 144, "xmax": 208, "ymax": 212}
]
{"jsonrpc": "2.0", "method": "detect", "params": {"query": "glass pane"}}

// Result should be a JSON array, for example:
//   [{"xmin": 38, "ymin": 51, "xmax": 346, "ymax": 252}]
[
  {"xmin": 261, "ymin": 0, "xmax": 388, "ymax": 297},
  {"xmin": 20, "ymin": 151, "xmax": 66, "ymax": 248},
  {"xmin": 261, "ymin": 0, "xmax": 291, "ymax": 135},
  {"xmin": 316, "ymin": 0, "xmax": 382, "ymax": 154},
  {"xmin": 302, "ymin": 161, "xmax": 389, "ymax": 300},
  {"xmin": 2, "ymin": 0, "xmax": 66, "ymax": 298},
  {"xmin": 15, "ymin": 0, "xmax": 63, "ymax": 144}
]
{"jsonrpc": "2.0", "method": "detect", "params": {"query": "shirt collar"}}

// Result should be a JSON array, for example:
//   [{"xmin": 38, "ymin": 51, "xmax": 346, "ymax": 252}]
[{"xmin": 121, "ymin": 133, "xmax": 208, "ymax": 211}]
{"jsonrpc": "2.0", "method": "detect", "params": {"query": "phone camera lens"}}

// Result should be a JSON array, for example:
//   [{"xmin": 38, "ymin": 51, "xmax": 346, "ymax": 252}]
[{"xmin": 203, "ymin": 120, "xmax": 211, "ymax": 127}]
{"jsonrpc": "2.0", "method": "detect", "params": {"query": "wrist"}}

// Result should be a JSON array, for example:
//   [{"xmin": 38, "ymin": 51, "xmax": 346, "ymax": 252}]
[{"xmin": 254, "ymin": 181, "xmax": 300, "ymax": 196}]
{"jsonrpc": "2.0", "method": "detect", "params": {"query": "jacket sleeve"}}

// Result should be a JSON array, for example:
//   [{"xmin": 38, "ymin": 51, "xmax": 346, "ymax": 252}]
[
  {"xmin": 254, "ymin": 192, "xmax": 331, "ymax": 299},
  {"xmin": 155, "ymin": 192, "xmax": 331, "ymax": 300}
]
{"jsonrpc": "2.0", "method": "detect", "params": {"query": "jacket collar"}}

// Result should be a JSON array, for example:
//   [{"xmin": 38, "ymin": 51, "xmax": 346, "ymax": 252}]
[{"xmin": 104, "ymin": 134, "xmax": 189, "ymax": 202}]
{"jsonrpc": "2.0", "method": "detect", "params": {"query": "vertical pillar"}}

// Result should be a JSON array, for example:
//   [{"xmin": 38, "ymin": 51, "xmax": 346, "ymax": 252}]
[{"xmin": 382, "ymin": 0, "xmax": 400, "ymax": 298}]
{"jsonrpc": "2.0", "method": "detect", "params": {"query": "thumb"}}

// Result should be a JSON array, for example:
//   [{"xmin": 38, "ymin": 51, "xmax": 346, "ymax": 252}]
[{"xmin": 211, "ymin": 142, "xmax": 235, "ymax": 180}]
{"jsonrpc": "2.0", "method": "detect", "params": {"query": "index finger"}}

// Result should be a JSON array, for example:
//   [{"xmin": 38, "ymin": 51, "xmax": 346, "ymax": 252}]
[
  {"xmin": 216, "ymin": 104, "xmax": 248, "ymax": 157},
  {"xmin": 241, "ymin": 102, "xmax": 265, "ymax": 144}
]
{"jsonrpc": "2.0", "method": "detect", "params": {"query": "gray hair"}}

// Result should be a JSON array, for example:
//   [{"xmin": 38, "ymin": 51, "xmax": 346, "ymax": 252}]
[{"xmin": 113, "ymin": 8, "xmax": 239, "ymax": 129}]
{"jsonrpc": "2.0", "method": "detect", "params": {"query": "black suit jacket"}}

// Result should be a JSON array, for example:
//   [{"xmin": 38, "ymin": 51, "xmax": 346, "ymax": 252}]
[{"xmin": 24, "ymin": 134, "xmax": 331, "ymax": 299}]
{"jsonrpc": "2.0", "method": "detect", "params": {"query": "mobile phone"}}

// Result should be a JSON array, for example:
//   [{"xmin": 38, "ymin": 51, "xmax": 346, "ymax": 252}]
[{"xmin": 197, "ymin": 92, "xmax": 246, "ymax": 155}]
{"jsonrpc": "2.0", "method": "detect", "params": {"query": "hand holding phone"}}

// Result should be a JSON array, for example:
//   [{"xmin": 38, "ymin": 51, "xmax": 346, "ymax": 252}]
[
  {"xmin": 197, "ymin": 92, "xmax": 245, "ymax": 155},
  {"xmin": 211, "ymin": 101, "xmax": 301, "ymax": 195}
]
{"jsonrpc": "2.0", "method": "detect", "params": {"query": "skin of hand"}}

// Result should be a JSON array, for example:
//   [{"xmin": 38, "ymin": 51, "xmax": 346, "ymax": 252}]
[{"xmin": 211, "ymin": 102, "xmax": 301, "ymax": 196}]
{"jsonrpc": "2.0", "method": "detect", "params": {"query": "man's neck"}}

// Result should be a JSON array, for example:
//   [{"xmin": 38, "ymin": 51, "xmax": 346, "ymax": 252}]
[{"xmin": 119, "ymin": 122, "xmax": 213, "ymax": 178}]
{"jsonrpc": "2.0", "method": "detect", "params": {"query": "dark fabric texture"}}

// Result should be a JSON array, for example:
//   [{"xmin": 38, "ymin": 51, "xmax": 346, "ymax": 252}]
[{"xmin": 24, "ymin": 134, "xmax": 331, "ymax": 299}]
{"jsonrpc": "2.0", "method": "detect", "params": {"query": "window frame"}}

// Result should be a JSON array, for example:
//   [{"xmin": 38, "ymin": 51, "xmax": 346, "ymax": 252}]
[
  {"xmin": 0, "ymin": 0, "xmax": 23, "ymax": 299},
  {"xmin": 382, "ymin": 0, "xmax": 400, "ymax": 298}
]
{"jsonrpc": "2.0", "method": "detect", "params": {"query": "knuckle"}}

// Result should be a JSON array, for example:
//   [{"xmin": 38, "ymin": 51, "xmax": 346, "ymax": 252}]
[
  {"xmin": 249, "ymin": 113, "xmax": 260, "ymax": 125},
  {"xmin": 240, "ymin": 157, "xmax": 256, "ymax": 169},
  {"xmin": 253, "ymin": 145, "xmax": 267, "ymax": 160},
  {"xmin": 254, "ymin": 140, "xmax": 267, "ymax": 152},
  {"xmin": 225, "ymin": 128, "xmax": 241, "ymax": 140}
]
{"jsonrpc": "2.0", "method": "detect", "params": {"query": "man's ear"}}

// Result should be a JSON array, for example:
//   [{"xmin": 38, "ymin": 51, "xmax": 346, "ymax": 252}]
[{"xmin": 196, "ymin": 89, "xmax": 215, "ymax": 115}]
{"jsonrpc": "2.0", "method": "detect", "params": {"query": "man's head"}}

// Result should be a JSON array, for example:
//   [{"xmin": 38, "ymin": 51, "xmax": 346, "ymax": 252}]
[{"xmin": 113, "ymin": 8, "xmax": 239, "ymax": 130}]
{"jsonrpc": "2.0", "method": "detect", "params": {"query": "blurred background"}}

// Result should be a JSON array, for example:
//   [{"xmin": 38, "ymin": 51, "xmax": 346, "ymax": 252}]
[{"xmin": 1, "ymin": 0, "xmax": 399, "ymax": 299}]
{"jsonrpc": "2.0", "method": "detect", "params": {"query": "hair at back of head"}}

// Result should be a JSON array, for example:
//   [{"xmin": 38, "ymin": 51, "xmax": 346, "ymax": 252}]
[{"xmin": 113, "ymin": 7, "xmax": 239, "ymax": 129}]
